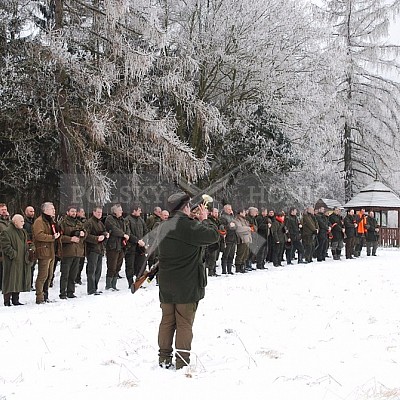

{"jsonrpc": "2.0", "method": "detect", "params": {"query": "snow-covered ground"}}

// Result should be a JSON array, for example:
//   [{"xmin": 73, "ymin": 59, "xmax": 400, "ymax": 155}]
[{"xmin": 1, "ymin": 248, "xmax": 400, "ymax": 400}]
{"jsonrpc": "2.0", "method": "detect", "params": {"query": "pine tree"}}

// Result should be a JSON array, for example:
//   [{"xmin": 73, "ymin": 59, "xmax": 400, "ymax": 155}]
[{"xmin": 318, "ymin": 0, "xmax": 400, "ymax": 201}]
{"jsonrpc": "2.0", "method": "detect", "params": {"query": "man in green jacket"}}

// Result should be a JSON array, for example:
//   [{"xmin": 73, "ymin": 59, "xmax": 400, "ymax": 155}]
[
  {"xmin": 0, "ymin": 214, "xmax": 30, "ymax": 306},
  {"xmin": 157, "ymin": 192, "xmax": 219, "ymax": 370}
]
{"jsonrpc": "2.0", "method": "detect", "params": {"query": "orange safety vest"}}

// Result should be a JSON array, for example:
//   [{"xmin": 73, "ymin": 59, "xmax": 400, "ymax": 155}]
[{"xmin": 357, "ymin": 211, "xmax": 367, "ymax": 234}]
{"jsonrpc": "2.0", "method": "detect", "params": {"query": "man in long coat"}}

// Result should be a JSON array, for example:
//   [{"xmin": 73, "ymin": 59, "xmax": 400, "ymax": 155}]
[
  {"xmin": 156, "ymin": 192, "xmax": 219, "ymax": 370},
  {"xmin": 0, "ymin": 214, "xmax": 30, "ymax": 306}
]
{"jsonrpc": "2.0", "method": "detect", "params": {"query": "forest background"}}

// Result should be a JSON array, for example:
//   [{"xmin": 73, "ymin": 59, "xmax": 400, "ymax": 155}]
[{"xmin": 1, "ymin": 0, "xmax": 400, "ymax": 213}]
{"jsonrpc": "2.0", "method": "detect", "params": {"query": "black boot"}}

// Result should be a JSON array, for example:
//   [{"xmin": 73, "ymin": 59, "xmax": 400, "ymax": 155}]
[
  {"xmin": 3, "ymin": 293, "xmax": 11, "ymax": 307},
  {"xmin": 127, "ymin": 276, "xmax": 133, "ymax": 288},
  {"xmin": 105, "ymin": 277, "xmax": 112, "ymax": 290},
  {"xmin": 111, "ymin": 276, "xmax": 119, "ymax": 291},
  {"xmin": 221, "ymin": 261, "xmax": 227, "ymax": 274},
  {"xmin": 12, "ymin": 292, "xmax": 23, "ymax": 306}
]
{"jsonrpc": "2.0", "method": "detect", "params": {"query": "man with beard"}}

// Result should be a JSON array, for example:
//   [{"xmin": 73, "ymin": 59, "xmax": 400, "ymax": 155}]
[
  {"xmin": 32, "ymin": 202, "xmax": 60, "ymax": 304},
  {"xmin": 0, "ymin": 214, "xmax": 30, "ymax": 306},
  {"xmin": 74, "ymin": 207, "xmax": 87, "ymax": 285},
  {"xmin": 58, "ymin": 206, "xmax": 86, "ymax": 299}
]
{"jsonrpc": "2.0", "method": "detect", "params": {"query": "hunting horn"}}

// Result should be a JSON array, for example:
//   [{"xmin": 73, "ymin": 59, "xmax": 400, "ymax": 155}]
[{"xmin": 191, "ymin": 194, "xmax": 213, "ymax": 210}]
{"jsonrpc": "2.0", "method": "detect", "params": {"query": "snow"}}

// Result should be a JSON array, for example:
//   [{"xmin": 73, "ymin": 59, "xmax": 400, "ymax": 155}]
[{"xmin": 1, "ymin": 248, "xmax": 400, "ymax": 400}]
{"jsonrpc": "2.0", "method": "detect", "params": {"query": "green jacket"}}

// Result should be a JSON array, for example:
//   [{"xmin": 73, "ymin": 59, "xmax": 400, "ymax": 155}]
[
  {"xmin": 0, "ymin": 223, "xmax": 30, "ymax": 293},
  {"xmin": 157, "ymin": 211, "xmax": 219, "ymax": 304},
  {"xmin": 59, "ymin": 215, "xmax": 86, "ymax": 258}
]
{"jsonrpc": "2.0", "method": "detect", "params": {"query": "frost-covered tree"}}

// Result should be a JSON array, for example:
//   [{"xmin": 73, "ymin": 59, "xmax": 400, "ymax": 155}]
[
  {"xmin": 1, "ymin": 0, "xmax": 213, "ymax": 209},
  {"xmin": 160, "ymin": 0, "xmax": 338, "ymax": 202},
  {"xmin": 315, "ymin": 0, "xmax": 400, "ymax": 201}
]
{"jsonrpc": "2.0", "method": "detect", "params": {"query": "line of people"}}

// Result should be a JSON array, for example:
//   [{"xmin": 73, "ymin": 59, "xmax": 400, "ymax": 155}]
[
  {"xmin": 0, "ymin": 200, "xmax": 380, "ymax": 307},
  {"xmin": 0, "ymin": 202, "xmax": 170, "ymax": 306},
  {"xmin": 201, "ymin": 205, "xmax": 380, "ymax": 276}
]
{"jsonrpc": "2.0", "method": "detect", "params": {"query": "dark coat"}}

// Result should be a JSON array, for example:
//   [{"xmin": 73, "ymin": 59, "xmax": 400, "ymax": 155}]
[
  {"xmin": 105, "ymin": 214, "xmax": 128, "ymax": 251},
  {"xmin": 0, "ymin": 223, "xmax": 30, "ymax": 293},
  {"xmin": 315, "ymin": 213, "xmax": 330, "ymax": 236},
  {"xmin": 255, "ymin": 215, "xmax": 270, "ymax": 239},
  {"xmin": 301, "ymin": 213, "xmax": 319, "ymax": 238},
  {"xmin": 365, "ymin": 216, "xmax": 379, "ymax": 242},
  {"xmin": 328, "ymin": 213, "xmax": 344, "ymax": 241},
  {"xmin": 271, "ymin": 218, "xmax": 286, "ymax": 243},
  {"xmin": 146, "ymin": 213, "xmax": 162, "ymax": 231},
  {"xmin": 219, "ymin": 212, "xmax": 237, "ymax": 244},
  {"xmin": 285, "ymin": 215, "xmax": 301, "ymax": 241},
  {"xmin": 23, "ymin": 217, "xmax": 35, "ymax": 241},
  {"xmin": 344, "ymin": 214, "xmax": 357, "ymax": 238},
  {"xmin": 125, "ymin": 215, "xmax": 148, "ymax": 254},
  {"xmin": 85, "ymin": 216, "xmax": 107, "ymax": 255},
  {"xmin": 203, "ymin": 216, "xmax": 221, "ymax": 252},
  {"xmin": 32, "ymin": 214, "xmax": 57, "ymax": 260},
  {"xmin": 0, "ymin": 217, "xmax": 10, "ymax": 262},
  {"xmin": 157, "ymin": 211, "xmax": 219, "ymax": 304}
]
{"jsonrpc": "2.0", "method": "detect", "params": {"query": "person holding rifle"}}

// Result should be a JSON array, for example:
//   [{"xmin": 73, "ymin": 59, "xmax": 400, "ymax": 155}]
[{"xmin": 156, "ymin": 192, "xmax": 219, "ymax": 370}]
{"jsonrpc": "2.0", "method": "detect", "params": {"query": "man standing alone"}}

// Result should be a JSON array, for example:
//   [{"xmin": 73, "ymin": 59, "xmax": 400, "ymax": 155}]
[{"xmin": 156, "ymin": 192, "xmax": 219, "ymax": 369}]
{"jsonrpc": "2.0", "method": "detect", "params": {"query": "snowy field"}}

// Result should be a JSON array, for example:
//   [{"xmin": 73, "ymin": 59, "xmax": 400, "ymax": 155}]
[{"xmin": 1, "ymin": 248, "xmax": 400, "ymax": 400}]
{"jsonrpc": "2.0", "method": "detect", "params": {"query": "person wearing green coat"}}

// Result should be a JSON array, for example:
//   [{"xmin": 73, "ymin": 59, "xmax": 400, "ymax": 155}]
[
  {"xmin": 156, "ymin": 192, "xmax": 219, "ymax": 370},
  {"xmin": 0, "ymin": 214, "xmax": 30, "ymax": 306}
]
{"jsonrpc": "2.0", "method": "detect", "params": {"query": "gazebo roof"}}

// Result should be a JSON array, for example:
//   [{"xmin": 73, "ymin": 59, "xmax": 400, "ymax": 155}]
[
  {"xmin": 344, "ymin": 181, "xmax": 400, "ymax": 209},
  {"xmin": 316, "ymin": 198, "xmax": 343, "ymax": 209}
]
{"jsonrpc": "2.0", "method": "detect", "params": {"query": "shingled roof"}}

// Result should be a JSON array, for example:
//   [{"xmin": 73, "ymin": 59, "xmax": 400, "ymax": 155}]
[{"xmin": 344, "ymin": 181, "xmax": 400, "ymax": 209}]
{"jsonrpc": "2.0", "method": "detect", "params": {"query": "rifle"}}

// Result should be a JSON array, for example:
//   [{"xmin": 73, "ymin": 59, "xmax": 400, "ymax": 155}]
[{"xmin": 130, "ymin": 261, "xmax": 159, "ymax": 294}]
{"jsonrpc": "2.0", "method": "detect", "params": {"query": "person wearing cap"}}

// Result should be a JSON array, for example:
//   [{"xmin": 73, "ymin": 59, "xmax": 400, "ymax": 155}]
[{"xmin": 156, "ymin": 192, "xmax": 219, "ymax": 370}]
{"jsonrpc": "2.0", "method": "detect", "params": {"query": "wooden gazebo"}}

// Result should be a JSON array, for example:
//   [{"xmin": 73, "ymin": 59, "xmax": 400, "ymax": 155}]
[
  {"xmin": 344, "ymin": 181, "xmax": 400, "ymax": 247},
  {"xmin": 315, "ymin": 198, "xmax": 343, "ymax": 212}
]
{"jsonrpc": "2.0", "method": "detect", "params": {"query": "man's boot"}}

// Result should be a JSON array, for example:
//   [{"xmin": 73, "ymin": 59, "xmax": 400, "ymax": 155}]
[
  {"xmin": 105, "ymin": 277, "xmax": 112, "ymax": 290},
  {"xmin": 111, "ymin": 276, "xmax": 119, "ymax": 291},
  {"xmin": 3, "ymin": 293, "xmax": 11, "ymax": 307},
  {"xmin": 227, "ymin": 263, "xmax": 234, "ymax": 275},
  {"xmin": 221, "ymin": 261, "xmax": 227, "ymax": 274},
  {"xmin": 11, "ymin": 292, "xmax": 23, "ymax": 305},
  {"xmin": 127, "ymin": 276, "xmax": 133, "ymax": 288}
]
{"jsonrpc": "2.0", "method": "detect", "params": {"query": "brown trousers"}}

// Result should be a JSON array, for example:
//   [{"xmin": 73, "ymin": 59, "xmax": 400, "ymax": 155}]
[
  {"xmin": 158, "ymin": 302, "xmax": 198, "ymax": 367},
  {"xmin": 106, "ymin": 249, "xmax": 124, "ymax": 277},
  {"xmin": 35, "ymin": 258, "xmax": 55, "ymax": 303}
]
